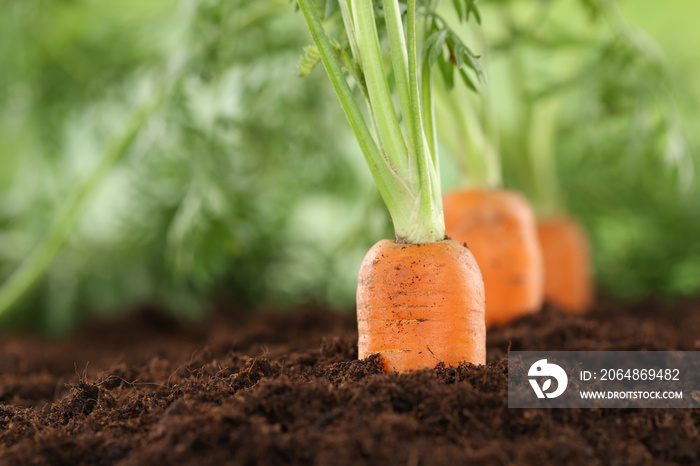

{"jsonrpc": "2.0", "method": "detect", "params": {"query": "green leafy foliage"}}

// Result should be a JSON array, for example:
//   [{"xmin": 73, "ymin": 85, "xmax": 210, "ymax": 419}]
[
  {"xmin": 2, "ymin": 0, "xmax": 700, "ymax": 333},
  {"xmin": 298, "ymin": 1, "xmax": 487, "ymax": 101},
  {"xmin": 438, "ymin": 0, "xmax": 700, "ymax": 300},
  {"xmin": 0, "ymin": 0, "xmax": 389, "ymax": 332},
  {"xmin": 424, "ymin": 16, "xmax": 486, "ymax": 91},
  {"xmin": 297, "ymin": 45, "xmax": 322, "ymax": 77}
]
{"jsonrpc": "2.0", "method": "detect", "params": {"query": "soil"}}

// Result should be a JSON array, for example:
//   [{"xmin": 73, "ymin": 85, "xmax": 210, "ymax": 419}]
[{"xmin": 0, "ymin": 299, "xmax": 699, "ymax": 465}]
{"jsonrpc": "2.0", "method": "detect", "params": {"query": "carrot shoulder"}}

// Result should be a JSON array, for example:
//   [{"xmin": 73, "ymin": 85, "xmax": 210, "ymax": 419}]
[
  {"xmin": 443, "ymin": 189, "xmax": 544, "ymax": 328},
  {"xmin": 357, "ymin": 239, "xmax": 486, "ymax": 372},
  {"xmin": 537, "ymin": 217, "xmax": 594, "ymax": 314}
]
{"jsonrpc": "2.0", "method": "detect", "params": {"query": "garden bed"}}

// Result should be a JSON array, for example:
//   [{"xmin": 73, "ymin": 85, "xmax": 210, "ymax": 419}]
[{"xmin": 1, "ymin": 300, "xmax": 698, "ymax": 465}]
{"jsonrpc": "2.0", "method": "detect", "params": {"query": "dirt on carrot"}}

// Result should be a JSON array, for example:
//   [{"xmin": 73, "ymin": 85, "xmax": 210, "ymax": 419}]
[{"xmin": 0, "ymin": 300, "xmax": 699, "ymax": 465}]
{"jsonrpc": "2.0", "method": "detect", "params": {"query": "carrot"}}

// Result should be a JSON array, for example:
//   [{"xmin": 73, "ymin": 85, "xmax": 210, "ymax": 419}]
[
  {"xmin": 443, "ymin": 188, "xmax": 544, "ymax": 328},
  {"xmin": 537, "ymin": 217, "xmax": 594, "ymax": 314},
  {"xmin": 298, "ymin": 0, "xmax": 487, "ymax": 372},
  {"xmin": 357, "ymin": 239, "xmax": 486, "ymax": 372}
]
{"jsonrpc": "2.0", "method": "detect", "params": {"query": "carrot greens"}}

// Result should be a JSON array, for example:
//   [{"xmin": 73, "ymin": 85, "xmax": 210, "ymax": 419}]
[
  {"xmin": 0, "ymin": 0, "xmax": 372, "ymax": 330},
  {"xmin": 296, "ymin": 0, "xmax": 485, "ymax": 243},
  {"xmin": 435, "ymin": 76, "xmax": 502, "ymax": 189},
  {"xmin": 435, "ymin": 0, "xmax": 691, "ymax": 216}
]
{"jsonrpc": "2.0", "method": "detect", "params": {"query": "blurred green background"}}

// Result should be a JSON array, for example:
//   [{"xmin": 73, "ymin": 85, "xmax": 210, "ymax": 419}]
[{"xmin": 0, "ymin": 0, "xmax": 699, "ymax": 333}]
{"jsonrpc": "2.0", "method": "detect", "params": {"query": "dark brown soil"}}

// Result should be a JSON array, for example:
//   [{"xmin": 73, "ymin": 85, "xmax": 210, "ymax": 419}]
[{"xmin": 1, "ymin": 300, "xmax": 699, "ymax": 465}]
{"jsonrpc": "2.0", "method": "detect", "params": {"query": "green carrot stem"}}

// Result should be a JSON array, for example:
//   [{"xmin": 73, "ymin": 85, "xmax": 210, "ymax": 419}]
[
  {"xmin": 436, "ymin": 83, "xmax": 502, "ymax": 189},
  {"xmin": 297, "ymin": 0, "xmax": 419, "ymax": 240},
  {"xmin": 338, "ymin": 1, "xmax": 361, "ymax": 72},
  {"xmin": 528, "ymin": 97, "xmax": 563, "ymax": 216},
  {"xmin": 405, "ymin": 0, "xmax": 444, "ymax": 243},
  {"xmin": 382, "ymin": 0, "xmax": 417, "ymax": 181},
  {"xmin": 422, "ymin": 58, "xmax": 437, "ymax": 171},
  {"xmin": 298, "ymin": 0, "xmax": 444, "ymax": 243},
  {"xmin": 351, "ymin": 0, "xmax": 409, "ymax": 179},
  {"xmin": 481, "ymin": 83, "xmax": 504, "ymax": 188}
]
